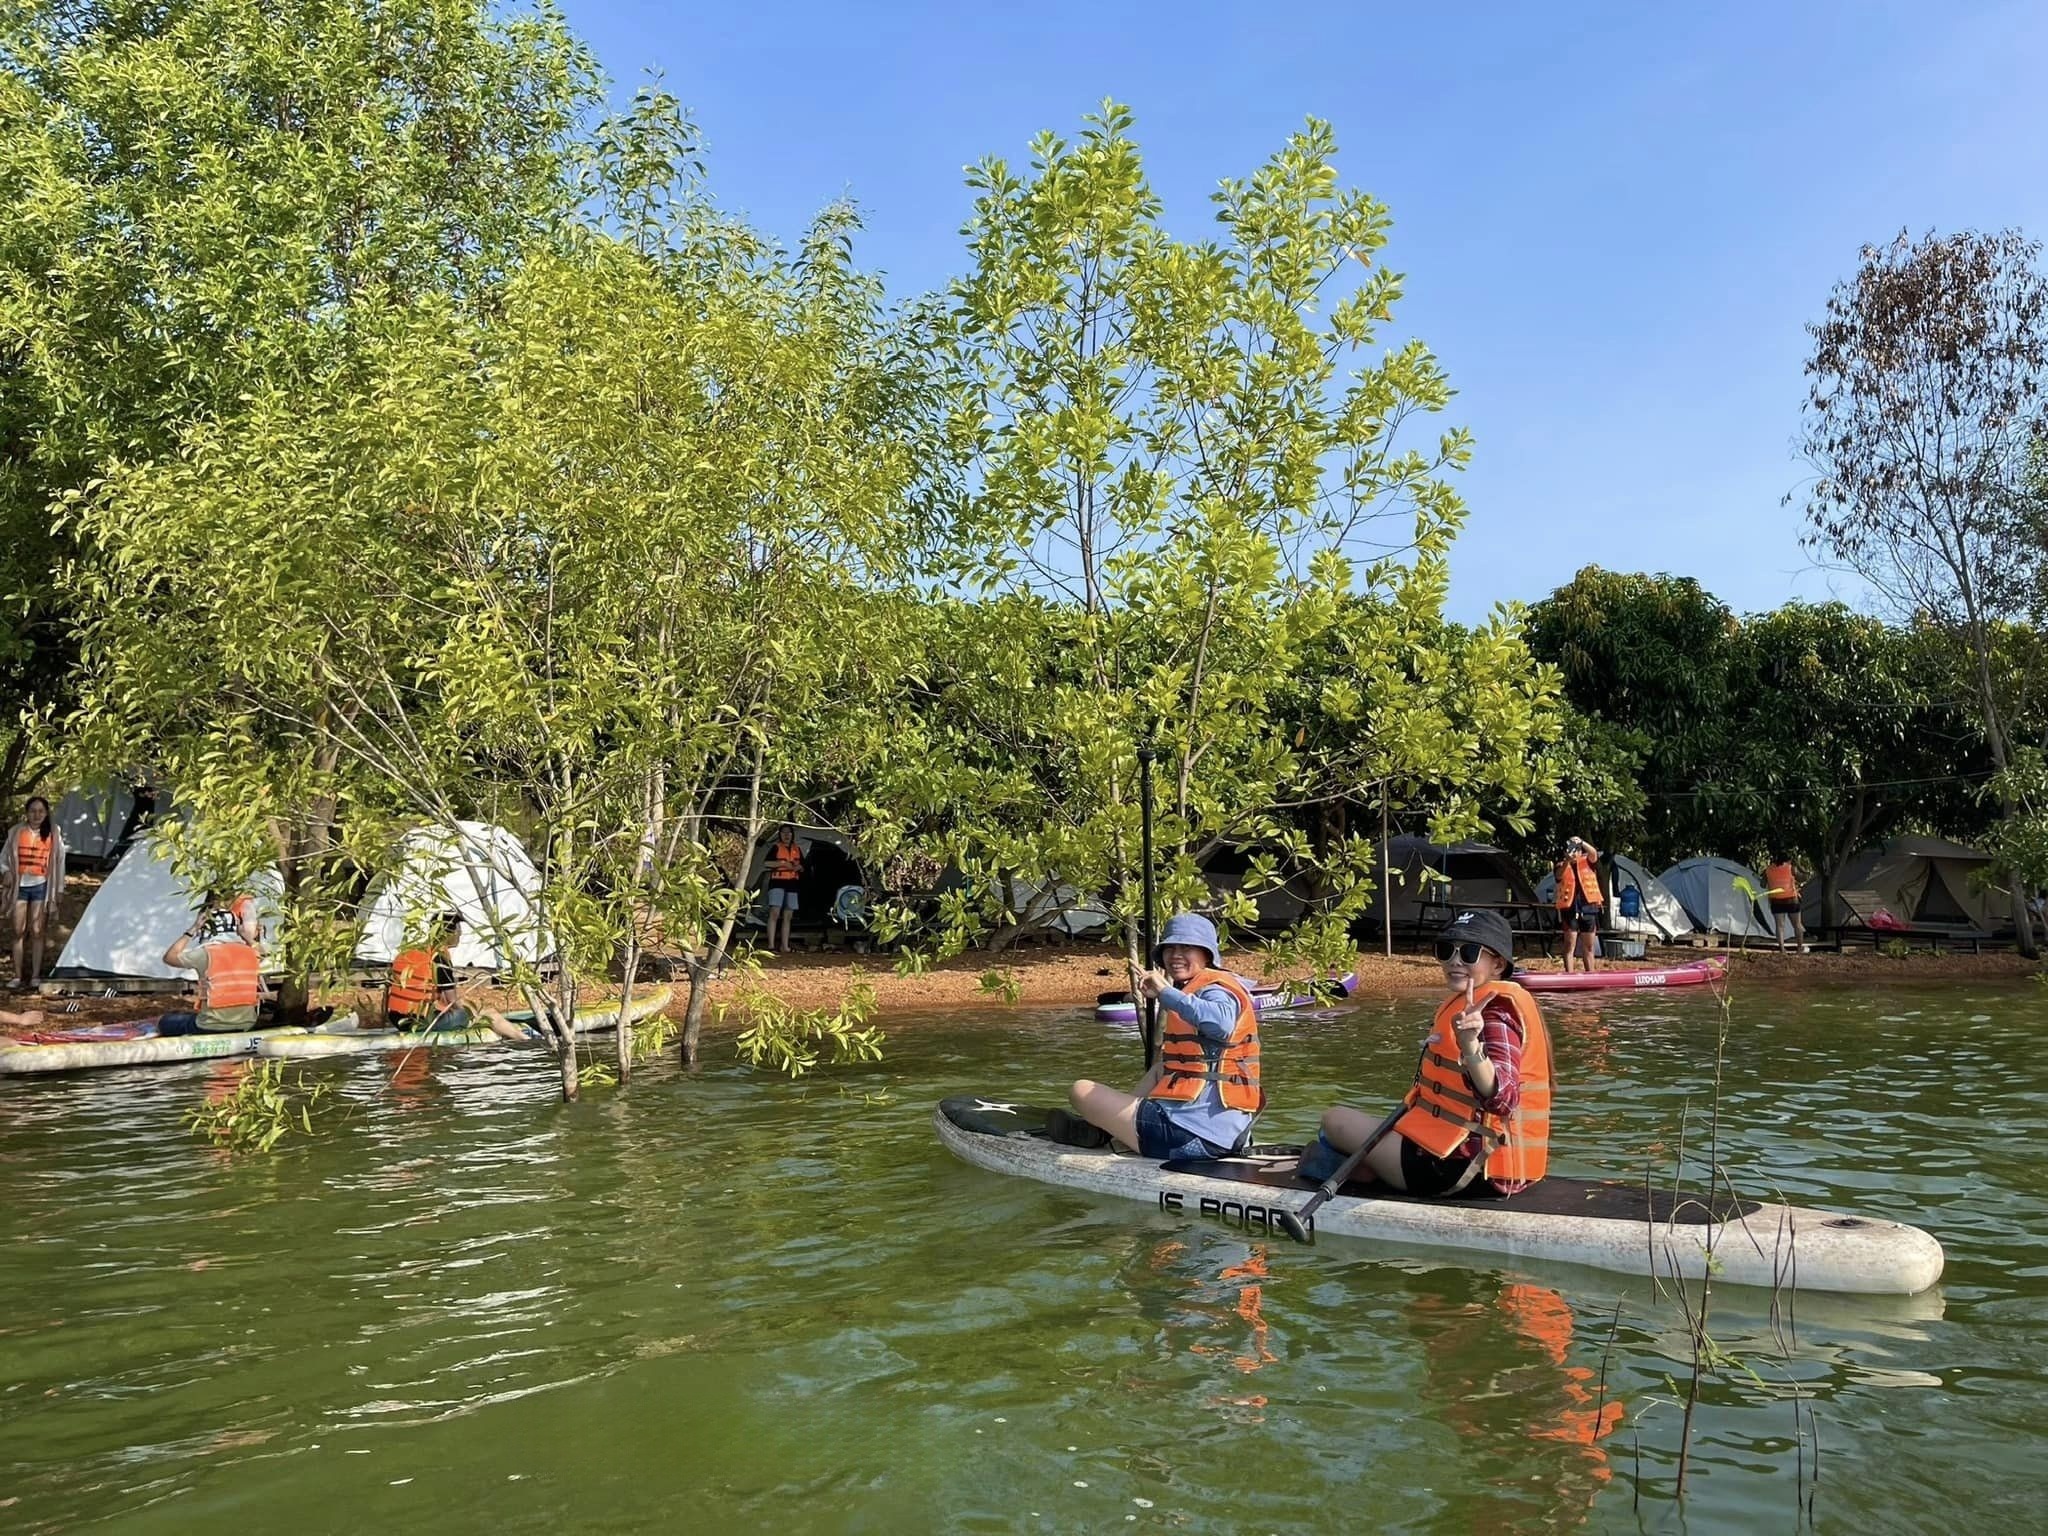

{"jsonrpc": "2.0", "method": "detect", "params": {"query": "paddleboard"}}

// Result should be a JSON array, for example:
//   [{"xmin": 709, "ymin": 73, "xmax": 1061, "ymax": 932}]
[
  {"xmin": 1094, "ymin": 971, "xmax": 1359, "ymax": 1024},
  {"xmin": 0, "ymin": 1014, "xmax": 358, "ymax": 1075},
  {"xmin": 933, "ymin": 1096, "xmax": 1944, "ymax": 1295},
  {"xmin": 257, "ymin": 986, "xmax": 672, "ymax": 1058},
  {"xmin": 1519, "ymin": 958, "xmax": 1727, "ymax": 993}
]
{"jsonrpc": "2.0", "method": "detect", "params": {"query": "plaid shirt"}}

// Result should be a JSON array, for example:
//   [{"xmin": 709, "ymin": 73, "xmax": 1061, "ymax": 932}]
[{"xmin": 1436, "ymin": 994, "xmax": 1528, "ymax": 1193}]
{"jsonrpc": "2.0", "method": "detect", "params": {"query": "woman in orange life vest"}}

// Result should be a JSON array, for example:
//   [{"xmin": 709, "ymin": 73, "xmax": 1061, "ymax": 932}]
[
  {"xmin": 3, "ymin": 796, "xmax": 66, "ymax": 991},
  {"xmin": 385, "ymin": 912, "xmax": 532, "ymax": 1041},
  {"xmin": 1053, "ymin": 912, "xmax": 1262, "ymax": 1161},
  {"xmin": 1297, "ymin": 909, "xmax": 1551, "ymax": 1198},
  {"xmin": 1554, "ymin": 836, "xmax": 1603, "ymax": 974},
  {"xmin": 762, "ymin": 823, "xmax": 805, "ymax": 955},
  {"xmin": 1765, "ymin": 852, "xmax": 1807, "ymax": 952}
]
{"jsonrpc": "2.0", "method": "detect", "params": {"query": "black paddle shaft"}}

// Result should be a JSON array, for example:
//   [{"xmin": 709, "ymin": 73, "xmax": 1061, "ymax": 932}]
[
  {"xmin": 1277, "ymin": 1101, "xmax": 1408, "ymax": 1244},
  {"xmin": 1138, "ymin": 741, "xmax": 1159, "ymax": 1073}
]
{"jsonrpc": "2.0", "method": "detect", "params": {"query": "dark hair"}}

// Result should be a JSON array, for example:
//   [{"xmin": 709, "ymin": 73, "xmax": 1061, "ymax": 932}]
[{"xmin": 24, "ymin": 796, "xmax": 52, "ymax": 843}]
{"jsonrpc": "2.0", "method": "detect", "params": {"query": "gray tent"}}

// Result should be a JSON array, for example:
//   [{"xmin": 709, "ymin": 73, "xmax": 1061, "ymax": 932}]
[
  {"xmin": 1364, "ymin": 838, "xmax": 1540, "ymax": 938},
  {"xmin": 1805, "ymin": 837, "xmax": 2012, "ymax": 935},
  {"xmin": 1537, "ymin": 852, "xmax": 1694, "ymax": 941},
  {"xmin": 1661, "ymin": 857, "xmax": 1775, "ymax": 941}
]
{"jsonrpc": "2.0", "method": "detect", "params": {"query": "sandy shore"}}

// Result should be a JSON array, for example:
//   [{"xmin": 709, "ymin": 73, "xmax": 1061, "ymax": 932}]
[{"xmin": 685, "ymin": 937, "xmax": 2040, "ymax": 1013}]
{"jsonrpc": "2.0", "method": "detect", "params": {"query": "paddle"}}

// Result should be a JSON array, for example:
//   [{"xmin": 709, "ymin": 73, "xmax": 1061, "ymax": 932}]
[
  {"xmin": 1276, "ymin": 1098, "xmax": 1409, "ymax": 1244},
  {"xmin": 1137, "ymin": 741, "xmax": 1160, "ymax": 1073}
]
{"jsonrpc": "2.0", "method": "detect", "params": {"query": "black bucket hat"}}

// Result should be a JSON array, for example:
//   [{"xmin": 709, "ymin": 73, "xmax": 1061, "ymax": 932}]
[{"xmin": 1439, "ymin": 909, "xmax": 1515, "ymax": 977}]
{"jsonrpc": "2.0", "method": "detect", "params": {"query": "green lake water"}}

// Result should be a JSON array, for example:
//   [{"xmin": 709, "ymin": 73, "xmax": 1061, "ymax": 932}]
[{"xmin": 3, "ymin": 983, "xmax": 2041, "ymax": 1533}]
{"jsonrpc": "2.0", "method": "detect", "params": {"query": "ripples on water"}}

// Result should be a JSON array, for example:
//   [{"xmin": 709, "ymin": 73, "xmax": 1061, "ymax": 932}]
[{"xmin": 3, "ymin": 982, "xmax": 2042, "ymax": 1532}]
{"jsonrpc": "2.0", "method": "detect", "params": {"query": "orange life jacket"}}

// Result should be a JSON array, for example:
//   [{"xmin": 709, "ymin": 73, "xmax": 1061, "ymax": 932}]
[
  {"xmin": 1555, "ymin": 853, "xmax": 1602, "ymax": 908},
  {"xmin": 767, "ymin": 839, "xmax": 802, "ymax": 882},
  {"xmin": 1146, "ymin": 967, "xmax": 1262, "ymax": 1113},
  {"xmin": 387, "ymin": 947, "xmax": 438, "ymax": 1019},
  {"xmin": 1765, "ymin": 862, "xmax": 1798, "ymax": 901},
  {"xmin": 1394, "ymin": 980, "xmax": 1551, "ymax": 1187},
  {"xmin": 14, "ymin": 830, "xmax": 51, "ymax": 881},
  {"xmin": 198, "ymin": 938, "xmax": 261, "ymax": 1015}
]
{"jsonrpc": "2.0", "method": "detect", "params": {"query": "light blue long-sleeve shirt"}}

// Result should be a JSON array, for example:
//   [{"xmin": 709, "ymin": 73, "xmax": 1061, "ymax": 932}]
[{"xmin": 1150, "ymin": 981, "xmax": 1254, "ymax": 1152}]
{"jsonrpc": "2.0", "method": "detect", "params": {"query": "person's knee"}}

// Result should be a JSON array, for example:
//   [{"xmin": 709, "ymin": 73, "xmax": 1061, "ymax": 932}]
[{"xmin": 1069, "ymin": 1079, "xmax": 1097, "ymax": 1110}]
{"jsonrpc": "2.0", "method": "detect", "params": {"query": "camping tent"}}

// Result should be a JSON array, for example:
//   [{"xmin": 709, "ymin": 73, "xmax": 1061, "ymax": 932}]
[
  {"xmin": 1660, "ymin": 857, "xmax": 1776, "ymax": 941},
  {"xmin": 53, "ymin": 783, "xmax": 161, "ymax": 865},
  {"xmin": 1537, "ymin": 852, "xmax": 1695, "ymax": 941},
  {"xmin": 1803, "ymin": 837, "xmax": 2012, "ymax": 934},
  {"xmin": 353, "ymin": 822, "xmax": 552, "ymax": 971},
  {"xmin": 48, "ymin": 833, "xmax": 284, "ymax": 986},
  {"xmin": 1362, "ymin": 838, "xmax": 1541, "ymax": 937}
]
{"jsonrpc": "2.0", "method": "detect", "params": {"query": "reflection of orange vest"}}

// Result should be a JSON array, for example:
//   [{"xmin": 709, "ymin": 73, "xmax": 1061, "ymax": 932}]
[
  {"xmin": 1394, "ymin": 981, "xmax": 1551, "ymax": 1185},
  {"xmin": 15, "ymin": 831, "xmax": 51, "ymax": 881},
  {"xmin": 198, "ymin": 939, "xmax": 260, "ymax": 1014},
  {"xmin": 767, "ymin": 840, "xmax": 802, "ymax": 881},
  {"xmin": 1555, "ymin": 853, "xmax": 1602, "ymax": 908},
  {"xmin": 1765, "ymin": 862, "xmax": 1798, "ymax": 901},
  {"xmin": 387, "ymin": 947, "xmax": 437, "ymax": 1018},
  {"xmin": 1146, "ymin": 968, "xmax": 1262, "ymax": 1113}
]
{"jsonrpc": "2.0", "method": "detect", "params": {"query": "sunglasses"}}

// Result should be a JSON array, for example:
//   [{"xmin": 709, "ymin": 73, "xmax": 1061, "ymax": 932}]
[{"xmin": 1433, "ymin": 940, "xmax": 1487, "ymax": 964}]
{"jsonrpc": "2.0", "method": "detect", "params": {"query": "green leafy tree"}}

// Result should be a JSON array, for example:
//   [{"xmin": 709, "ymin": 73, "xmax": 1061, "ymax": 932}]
[{"xmin": 880, "ymin": 105, "xmax": 1554, "ymax": 987}]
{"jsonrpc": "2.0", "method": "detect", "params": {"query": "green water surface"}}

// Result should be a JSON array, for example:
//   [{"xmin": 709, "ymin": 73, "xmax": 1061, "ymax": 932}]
[{"xmin": 2, "ymin": 984, "xmax": 2040, "ymax": 1532}]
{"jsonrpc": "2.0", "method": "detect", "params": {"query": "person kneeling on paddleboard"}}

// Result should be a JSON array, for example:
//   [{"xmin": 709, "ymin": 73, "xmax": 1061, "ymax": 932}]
[
  {"xmin": 1298, "ymin": 910, "xmax": 1550, "ymax": 1199},
  {"xmin": 1051, "ymin": 912, "xmax": 1261, "ymax": 1159}
]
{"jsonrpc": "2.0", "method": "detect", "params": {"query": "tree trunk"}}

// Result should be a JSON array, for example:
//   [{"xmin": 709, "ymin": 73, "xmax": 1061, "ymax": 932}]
[
  {"xmin": 616, "ymin": 934, "xmax": 640, "ymax": 1085},
  {"xmin": 680, "ymin": 949, "xmax": 720, "ymax": 1068}
]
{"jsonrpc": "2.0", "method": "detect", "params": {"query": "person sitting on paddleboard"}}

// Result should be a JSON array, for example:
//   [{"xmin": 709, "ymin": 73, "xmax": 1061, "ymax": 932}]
[
  {"xmin": 1298, "ymin": 909, "xmax": 1551, "ymax": 1198},
  {"xmin": 1052, "ymin": 912, "xmax": 1261, "ymax": 1160},
  {"xmin": 386, "ymin": 913, "xmax": 531, "ymax": 1041},
  {"xmin": 156, "ymin": 892, "xmax": 269, "ymax": 1037}
]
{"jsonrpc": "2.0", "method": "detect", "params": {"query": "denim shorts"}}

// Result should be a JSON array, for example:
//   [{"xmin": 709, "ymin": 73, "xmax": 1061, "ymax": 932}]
[
  {"xmin": 14, "ymin": 882, "xmax": 45, "ymax": 906},
  {"xmin": 1135, "ymin": 1099, "xmax": 1232, "ymax": 1162},
  {"xmin": 766, "ymin": 884, "xmax": 799, "ymax": 911}
]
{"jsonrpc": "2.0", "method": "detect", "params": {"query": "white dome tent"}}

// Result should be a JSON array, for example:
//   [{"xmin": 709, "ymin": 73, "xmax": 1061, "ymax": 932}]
[
  {"xmin": 1660, "ymin": 857, "xmax": 1776, "ymax": 942},
  {"xmin": 353, "ymin": 822, "xmax": 552, "ymax": 973},
  {"xmin": 48, "ymin": 832, "xmax": 285, "ymax": 989},
  {"xmin": 1537, "ymin": 852, "xmax": 1695, "ymax": 942}
]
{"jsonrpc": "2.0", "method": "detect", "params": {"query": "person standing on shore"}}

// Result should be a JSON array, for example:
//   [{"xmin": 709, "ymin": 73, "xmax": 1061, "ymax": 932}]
[
  {"xmin": 762, "ymin": 824, "xmax": 805, "ymax": 954},
  {"xmin": 1764, "ymin": 854, "xmax": 1807, "ymax": 952},
  {"xmin": 1553, "ymin": 837, "xmax": 1603, "ymax": 973},
  {"xmin": 3, "ymin": 797, "xmax": 66, "ymax": 991}
]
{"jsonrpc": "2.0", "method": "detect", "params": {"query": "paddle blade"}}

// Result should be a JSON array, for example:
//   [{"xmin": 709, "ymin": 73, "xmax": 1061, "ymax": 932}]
[{"xmin": 1276, "ymin": 1210, "xmax": 1314, "ymax": 1244}]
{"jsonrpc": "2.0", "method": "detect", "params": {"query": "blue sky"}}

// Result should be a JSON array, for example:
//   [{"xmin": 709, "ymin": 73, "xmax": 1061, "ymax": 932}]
[{"xmin": 564, "ymin": 0, "xmax": 2048, "ymax": 623}]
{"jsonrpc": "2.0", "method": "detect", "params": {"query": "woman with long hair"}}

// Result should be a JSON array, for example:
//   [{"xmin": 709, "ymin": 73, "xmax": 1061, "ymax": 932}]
[{"xmin": 3, "ymin": 796, "xmax": 67, "ymax": 990}]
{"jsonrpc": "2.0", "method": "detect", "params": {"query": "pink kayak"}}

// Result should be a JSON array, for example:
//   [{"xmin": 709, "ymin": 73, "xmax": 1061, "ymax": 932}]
[{"xmin": 1519, "ymin": 957, "xmax": 1727, "ymax": 993}]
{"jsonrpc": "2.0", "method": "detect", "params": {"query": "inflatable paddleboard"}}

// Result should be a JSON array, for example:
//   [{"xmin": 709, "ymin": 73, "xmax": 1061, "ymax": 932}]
[
  {"xmin": 1094, "ymin": 971, "xmax": 1358, "ymax": 1024},
  {"xmin": 933, "ymin": 1097, "xmax": 1944, "ymax": 1295},
  {"xmin": 1519, "ymin": 957, "xmax": 1727, "ymax": 993},
  {"xmin": 0, "ymin": 1014, "xmax": 358, "ymax": 1075},
  {"xmin": 258, "ymin": 986, "xmax": 671, "ymax": 1058}
]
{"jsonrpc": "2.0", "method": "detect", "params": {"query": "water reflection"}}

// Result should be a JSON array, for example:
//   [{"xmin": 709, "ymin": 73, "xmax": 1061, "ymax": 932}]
[{"xmin": 0, "ymin": 985, "xmax": 2036, "ymax": 1534}]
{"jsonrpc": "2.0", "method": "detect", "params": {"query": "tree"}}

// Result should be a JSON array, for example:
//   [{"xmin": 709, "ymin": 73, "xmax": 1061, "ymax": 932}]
[
  {"xmin": 1795, "ymin": 228, "xmax": 2048, "ymax": 950},
  {"xmin": 1523, "ymin": 568, "xmax": 1743, "ymax": 867},
  {"xmin": 5, "ymin": 0, "xmax": 601, "ymax": 980},
  {"xmin": 881, "ymin": 104, "xmax": 1555, "ymax": 986}
]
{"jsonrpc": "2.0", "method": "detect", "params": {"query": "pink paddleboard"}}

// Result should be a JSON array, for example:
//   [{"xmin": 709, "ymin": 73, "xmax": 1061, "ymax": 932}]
[{"xmin": 1519, "ymin": 957, "xmax": 1728, "ymax": 993}]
